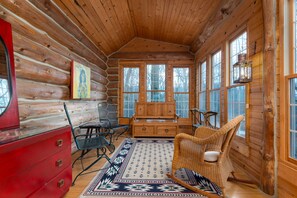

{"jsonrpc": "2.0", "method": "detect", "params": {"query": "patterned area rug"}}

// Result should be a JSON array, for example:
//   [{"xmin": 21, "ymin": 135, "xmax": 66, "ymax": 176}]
[{"xmin": 80, "ymin": 138, "xmax": 222, "ymax": 198}]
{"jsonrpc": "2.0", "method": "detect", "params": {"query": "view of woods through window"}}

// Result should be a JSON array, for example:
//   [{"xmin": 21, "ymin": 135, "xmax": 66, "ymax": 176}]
[
  {"xmin": 228, "ymin": 31, "xmax": 247, "ymax": 137},
  {"xmin": 121, "ymin": 63, "xmax": 190, "ymax": 118},
  {"xmin": 174, "ymin": 67, "xmax": 189, "ymax": 118},
  {"xmin": 146, "ymin": 64, "xmax": 166, "ymax": 102},
  {"xmin": 123, "ymin": 67, "xmax": 139, "ymax": 117}
]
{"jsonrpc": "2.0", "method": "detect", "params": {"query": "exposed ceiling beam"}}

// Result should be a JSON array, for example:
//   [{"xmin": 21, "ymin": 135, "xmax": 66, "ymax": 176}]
[{"xmin": 190, "ymin": 0, "xmax": 243, "ymax": 53}]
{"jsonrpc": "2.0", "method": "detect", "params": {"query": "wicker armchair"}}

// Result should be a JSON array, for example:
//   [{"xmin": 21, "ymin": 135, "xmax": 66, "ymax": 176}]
[{"xmin": 167, "ymin": 115, "xmax": 244, "ymax": 198}]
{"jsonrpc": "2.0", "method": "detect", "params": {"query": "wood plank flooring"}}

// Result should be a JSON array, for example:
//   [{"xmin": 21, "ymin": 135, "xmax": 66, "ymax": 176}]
[{"xmin": 64, "ymin": 135, "xmax": 271, "ymax": 198}]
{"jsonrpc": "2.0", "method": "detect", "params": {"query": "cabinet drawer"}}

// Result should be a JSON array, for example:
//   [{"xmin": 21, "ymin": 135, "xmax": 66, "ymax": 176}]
[
  {"xmin": 134, "ymin": 125, "xmax": 154, "ymax": 136},
  {"xmin": 0, "ymin": 148, "xmax": 71, "ymax": 197},
  {"xmin": 0, "ymin": 127, "xmax": 71, "ymax": 179},
  {"xmin": 30, "ymin": 165, "xmax": 72, "ymax": 198},
  {"xmin": 156, "ymin": 126, "xmax": 177, "ymax": 136}
]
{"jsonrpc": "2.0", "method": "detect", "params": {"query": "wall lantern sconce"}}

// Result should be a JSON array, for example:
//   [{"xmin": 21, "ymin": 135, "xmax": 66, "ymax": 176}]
[{"xmin": 233, "ymin": 53, "xmax": 252, "ymax": 83}]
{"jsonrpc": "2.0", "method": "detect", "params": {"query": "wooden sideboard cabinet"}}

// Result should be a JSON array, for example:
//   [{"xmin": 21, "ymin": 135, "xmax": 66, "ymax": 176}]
[
  {"xmin": 132, "ymin": 102, "xmax": 179, "ymax": 137},
  {"xmin": 0, "ymin": 126, "xmax": 72, "ymax": 197}
]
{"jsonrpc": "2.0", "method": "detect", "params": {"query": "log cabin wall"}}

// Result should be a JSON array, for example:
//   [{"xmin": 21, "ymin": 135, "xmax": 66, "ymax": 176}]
[
  {"xmin": 195, "ymin": 0, "xmax": 265, "ymax": 186},
  {"xmin": 0, "ymin": 1, "xmax": 108, "ymax": 150}
]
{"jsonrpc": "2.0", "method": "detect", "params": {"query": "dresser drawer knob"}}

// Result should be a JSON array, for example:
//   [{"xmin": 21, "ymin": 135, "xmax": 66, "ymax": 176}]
[
  {"xmin": 57, "ymin": 179, "xmax": 65, "ymax": 188},
  {"xmin": 56, "ymin": 159, "xmax": 63, "ymax": 167},
  {"xmin": 142, "ymin": 127, "xmax": 146, "ymax": 131},
  {"xmin": 56, "ymin": 139, "xmax": 63, "ymax": 147},
  {"xmin": 165, "ymin": 129, "xmax": 169, "ymax": 133}
]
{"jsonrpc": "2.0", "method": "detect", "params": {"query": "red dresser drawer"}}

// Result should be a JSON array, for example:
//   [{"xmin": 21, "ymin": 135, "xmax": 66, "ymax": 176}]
[
  {"xmin": 0, "ymin": 127, "xmax": 71, "ymax": 179},
  {"xmin": 30, "ymin": 165, "xmax": 72, "ymax": 198},
  {"xmin": 0, "ymin": 127, "xmax": 71, "ymax": 197},
  {"xmin": 0, "ymin": 142, "xmax": 71, "ymax": 197}
]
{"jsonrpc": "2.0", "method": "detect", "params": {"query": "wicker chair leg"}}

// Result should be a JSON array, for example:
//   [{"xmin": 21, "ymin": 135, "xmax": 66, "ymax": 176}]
[{"xmin": 166, "ymin": 173, "xmax": 222, "ymax": 198}]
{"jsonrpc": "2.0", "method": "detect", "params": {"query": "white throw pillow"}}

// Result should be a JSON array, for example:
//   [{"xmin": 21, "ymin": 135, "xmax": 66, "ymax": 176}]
[{"xmin": 204, "ymin": 151, "xmax": 220, "ymax": 162}]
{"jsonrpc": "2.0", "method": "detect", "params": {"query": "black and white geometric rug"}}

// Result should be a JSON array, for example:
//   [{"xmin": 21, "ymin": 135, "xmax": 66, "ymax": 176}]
[{"xmin": 80, "ymin": 138, "xmax": 222, "ymax": 198}]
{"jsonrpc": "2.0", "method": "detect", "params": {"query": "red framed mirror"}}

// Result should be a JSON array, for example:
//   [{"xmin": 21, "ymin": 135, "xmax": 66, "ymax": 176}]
[{"xmin": 0, "ymin": 18, "xmax": 19, "ymax": 130}]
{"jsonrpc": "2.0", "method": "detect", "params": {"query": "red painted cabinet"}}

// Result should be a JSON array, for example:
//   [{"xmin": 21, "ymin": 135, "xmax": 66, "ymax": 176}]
[{"xmin": 0, "ymin": 127, "xmax": 72, "ymax": 197}]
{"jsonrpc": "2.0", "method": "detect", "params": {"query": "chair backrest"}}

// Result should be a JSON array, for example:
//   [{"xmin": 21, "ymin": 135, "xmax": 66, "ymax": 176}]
[
  {"xmin": 98, "ymin": 102, "xmax": 119, "ymax": 127},
  {"xmin": 63, "ymin": 102, "xmax": 75, "ymax": 134},
  {"xmin": 97, "ymin": 102, "xmax": 108, "ymax": 123},
  {"xmin": 217, "ymin": 115, "xmax": 244, "ymax": 161}
]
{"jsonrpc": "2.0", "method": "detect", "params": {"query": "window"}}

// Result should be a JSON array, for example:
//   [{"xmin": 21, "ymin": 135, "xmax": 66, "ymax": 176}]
[
  {"xmin": 228, "ymin": 31, "xmax": 247, "ymax": 137},
  {"xmin": 228, "ymin": 86, "xmax": 246, "ymax": 136},
  {"xmin": 123, "ymin": 67, "xmax": 139, "ymax": 117},
  {"xmin": 210, "ymin": 50, "xmax": 221, "ymax": 127},
  {"xmin": 146, "ymin": 64, "xmax": 166, "ymax": 102},
  {"xmin": 289, "ymin": 78, "xmax": 297, "ymax": 159},
  {"xmin": 199, "ymin": 61, "xmax": 207, "ymax": 111},
  {"xmin": 174, "ymin": 67, "xmax": 189, "ymax": 118},
  {"xmin": 288, "ymin": 0, "xmax": 297, "ymax": 161},
  {"xmin": 230, "ymin": 32, "xmax": 247, "ymax": 85}
]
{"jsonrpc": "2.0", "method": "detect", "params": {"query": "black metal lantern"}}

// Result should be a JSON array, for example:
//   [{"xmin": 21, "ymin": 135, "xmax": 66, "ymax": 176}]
[{"xmin": 233, "ymin": 53, "xmax": 252, "ymax": 83}]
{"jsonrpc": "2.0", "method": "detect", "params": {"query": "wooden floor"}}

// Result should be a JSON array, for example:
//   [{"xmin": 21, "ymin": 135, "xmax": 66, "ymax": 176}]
[{"xmin": 64, "ymin": 134, "xmax": 271, "ymax": 198}]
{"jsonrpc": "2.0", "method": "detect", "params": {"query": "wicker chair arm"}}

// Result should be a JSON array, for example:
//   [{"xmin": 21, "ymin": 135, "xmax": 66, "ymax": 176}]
[{"xmin": 174, "ymin": 133, "xmax": 208, "ymax": 163}]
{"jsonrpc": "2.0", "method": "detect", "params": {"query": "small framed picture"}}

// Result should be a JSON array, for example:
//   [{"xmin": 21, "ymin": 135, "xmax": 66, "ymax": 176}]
[{"xmin": 71, "ymin": 61, "xmax": 91, "ymax": 99}]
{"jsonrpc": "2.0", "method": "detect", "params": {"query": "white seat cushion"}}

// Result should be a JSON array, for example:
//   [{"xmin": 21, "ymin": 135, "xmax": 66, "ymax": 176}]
[{"xmin": 204, "ymin": 151, "xmax": 220, "ymax": 162}]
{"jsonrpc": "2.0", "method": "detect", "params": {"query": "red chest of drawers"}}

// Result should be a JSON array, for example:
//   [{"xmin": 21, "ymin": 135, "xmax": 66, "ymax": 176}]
[{"xmin": 0, "ymin": 126, "xmax": 72, "ymax": 198}]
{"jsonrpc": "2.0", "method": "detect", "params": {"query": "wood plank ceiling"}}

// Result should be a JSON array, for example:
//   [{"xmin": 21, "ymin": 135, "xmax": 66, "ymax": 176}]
[{"xmin": 52, "ymin": 0, "xmax": 240, "ymax": 56}]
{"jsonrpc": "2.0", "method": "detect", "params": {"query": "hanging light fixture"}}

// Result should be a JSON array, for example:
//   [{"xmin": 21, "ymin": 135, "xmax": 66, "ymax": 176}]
[{"xmin": 233, "ymin": 53, "xmax": 252, "ymax": 83}]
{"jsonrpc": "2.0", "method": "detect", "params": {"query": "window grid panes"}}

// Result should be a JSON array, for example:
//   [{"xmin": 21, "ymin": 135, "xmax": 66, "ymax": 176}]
[
  {"xmin": 174, "ymin": 68, "xmax": 189, "ymax": 118},
  {"xmin": 200, "ymin": 61, "xmax": 207, "ymax": 91},
  {"xmin": 210, "ymin": 90, "xmax": 220, "ymax": 128},
  {"xmin": 290, "ymin": 78, "xmax": 297, "ymax": 159},
  {"xmin": 123, "ymin": 67, "xmax": 139, "ymax": 117},
  {"xmin": 289, "ymin": 1, "xmax": 297, "ymax": 160},
  {"xmin": 230, "ymin": 32, "xmax": 247, "ymax": 85},
  {"xmin": 147, "ymin": 64, "xmax": 166, "ymax": 102},
  {"xmin": 212, "ymin": 51, "xmax": 221, "ymax": 89},
  {"xmin": 295, "ymin": 0, "xmax": 297, "ymax": 73},
  {"xmin": 210, "ymin": 50, "xmax": 221, "ymax": 127},
  {"xmin": 199, "ymin": 91, "xmax": 206, "ymax": 111},
  {"xmin": 228, "ymin": 86, "xmax": 246, "ymax": 137}
]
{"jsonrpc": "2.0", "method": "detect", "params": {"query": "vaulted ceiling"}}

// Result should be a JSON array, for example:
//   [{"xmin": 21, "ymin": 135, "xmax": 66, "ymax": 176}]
[{"xmin": 52, "ymin": 0, "xmax": 242, "ymax": 56}]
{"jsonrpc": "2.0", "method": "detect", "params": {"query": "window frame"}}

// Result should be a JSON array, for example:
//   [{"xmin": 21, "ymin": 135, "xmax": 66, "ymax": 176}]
[
  {"xmin": 121, "ymin": 65, "xmax": 140, "ymax": 118},
  {"xmin": 199, "ymin": 60, "xmax": 207, "ymax": 111},
  {"xmin": 146, "ymin": 63, "xmax": 167, "ymax": 102},
  {"xmin": 173, "ymin": 66, "xmax": 190, "ymax": 118},
  {"xmin": 281, "ymin": 0, "xmax": 297, "ymax": 166},
  {"xmin": 210, "ymin": 49, "xmax": 222, "ymax": 128},
  {"xmin": 227, "ymin": 29, "xmax": 249, "ymax": 139}
]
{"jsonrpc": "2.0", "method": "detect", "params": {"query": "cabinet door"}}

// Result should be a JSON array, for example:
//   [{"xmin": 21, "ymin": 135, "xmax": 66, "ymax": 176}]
[
  {"xmin": 156, "ymin": 126, "xmax": 177, "ymax": 136},
  {"xmin": 134, "ymin": 125, "xmax": 154, "ymax": 136}
]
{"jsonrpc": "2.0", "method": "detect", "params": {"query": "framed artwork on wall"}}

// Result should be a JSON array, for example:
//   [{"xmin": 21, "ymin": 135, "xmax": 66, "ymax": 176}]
[{"xmin": 71, "ymin": 61, "xmax": 91, "ymax": 99}]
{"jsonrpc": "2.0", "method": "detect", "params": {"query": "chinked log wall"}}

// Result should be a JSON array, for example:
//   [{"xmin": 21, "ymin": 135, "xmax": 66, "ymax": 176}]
[
  {"xmin": 0, "ymin": 1, "xmax": 108, "ymax": 141},
  {"xmin": 195, "ymin": 0, "xmax": 267, "ymax": 189}
]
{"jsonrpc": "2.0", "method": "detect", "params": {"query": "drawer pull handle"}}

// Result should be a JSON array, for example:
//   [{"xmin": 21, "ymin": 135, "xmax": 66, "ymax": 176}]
[
  {"xmin": 165, "ymin": 129, "xmax": 169, "ymax": 133},
  {"xmin": 142, "ymin": 127, "xmax": 146, "ymax": 131},
  {"xmin": 56, "ymin": 159, "xmax": 63, "ymax": 167},
  {"xmin": 57, "ymin": 179, "xmax": 65, "ymax": 188},
  {"xmin": 56, "ymin": 139, "xmax": 63, "ymax": 147}
]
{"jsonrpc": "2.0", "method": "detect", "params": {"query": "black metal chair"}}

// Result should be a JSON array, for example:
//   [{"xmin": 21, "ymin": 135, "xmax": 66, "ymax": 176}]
[
  {"xmin": 97, "ymin": 102, "xmax": 130, "ymax": 142},
  {"xmin": 63, "ymin": 102, "xmax": 116, "ymax": 185},
  {"xmin": 190, "ymin": 108, "xmax": 218, "ymax": 130}
]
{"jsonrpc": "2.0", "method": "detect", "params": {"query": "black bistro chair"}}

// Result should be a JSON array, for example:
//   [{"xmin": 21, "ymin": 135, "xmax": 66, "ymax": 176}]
[
  {"xmin": 97, "ymin": 102, "xmax": 130, "ymax": 142},
  {"xmin": 63, "ymin": 103, "xmax": 115, "ymax": 185}
]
